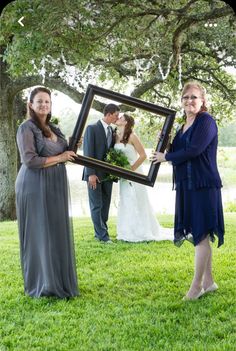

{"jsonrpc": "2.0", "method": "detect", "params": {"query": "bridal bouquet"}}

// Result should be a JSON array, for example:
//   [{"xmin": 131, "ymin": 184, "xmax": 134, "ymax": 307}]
[{"xmin": 104, "ymin": 148, "xmax": 131, "ymax": 182}]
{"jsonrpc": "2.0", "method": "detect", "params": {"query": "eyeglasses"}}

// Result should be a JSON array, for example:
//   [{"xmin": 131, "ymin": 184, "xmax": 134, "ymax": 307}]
[{"xmin": 182, "ymin": 95, "xmax": 200, "ymax": 101}]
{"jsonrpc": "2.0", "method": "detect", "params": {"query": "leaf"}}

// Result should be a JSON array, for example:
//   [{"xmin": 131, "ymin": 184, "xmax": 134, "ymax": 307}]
[{"xmin": 103, "ymin": 147, "xmax": 131, "ymax": 182}]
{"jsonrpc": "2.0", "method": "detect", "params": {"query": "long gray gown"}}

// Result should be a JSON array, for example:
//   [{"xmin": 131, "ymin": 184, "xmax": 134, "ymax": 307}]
[{"xmin": 15, "ymin": 119, "xmax": 79, "ymax": 298}]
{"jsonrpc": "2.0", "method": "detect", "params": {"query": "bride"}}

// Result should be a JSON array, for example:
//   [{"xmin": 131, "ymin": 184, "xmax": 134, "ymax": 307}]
[{"xmin": 114, "ymin": 113, "xmax": 173, "ymax": 242}]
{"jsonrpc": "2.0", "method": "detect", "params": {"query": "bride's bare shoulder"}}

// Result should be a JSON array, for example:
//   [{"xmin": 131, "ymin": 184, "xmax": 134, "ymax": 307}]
[
  {"xmin": 129, "ymin": 132, "xmax": 140, "ymax": 142},
  {"xmin": 129, "ymin": 132, "xmax": 136, "ymax": 140}
]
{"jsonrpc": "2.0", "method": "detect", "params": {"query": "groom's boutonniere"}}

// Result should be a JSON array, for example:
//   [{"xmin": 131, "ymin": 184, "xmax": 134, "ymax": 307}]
[
  {"xmin": 109, "ymin": 126, "xmax": 117, "ymax": 147},
  {"xmin": 112, "ymin": 126, "xmax": 117, "ymax": 137}
]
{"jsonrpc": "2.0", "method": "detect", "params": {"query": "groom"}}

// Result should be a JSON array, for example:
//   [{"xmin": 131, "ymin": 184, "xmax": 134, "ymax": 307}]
[{"xmin": 82, "ymin": 103, "xmax": 120, "ymax": 243}]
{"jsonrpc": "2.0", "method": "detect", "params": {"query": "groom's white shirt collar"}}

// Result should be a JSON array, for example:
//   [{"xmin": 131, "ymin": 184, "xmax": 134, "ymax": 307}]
[{"xmin": 100, "ymin": 119, "xmax": 110, "ymax": 136}]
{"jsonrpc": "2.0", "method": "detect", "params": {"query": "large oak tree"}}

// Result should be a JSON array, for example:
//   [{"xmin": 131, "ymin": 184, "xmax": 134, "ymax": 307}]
[{"xmin": 0, "ymin": 0, "xmax": 235, "ymax": 219}]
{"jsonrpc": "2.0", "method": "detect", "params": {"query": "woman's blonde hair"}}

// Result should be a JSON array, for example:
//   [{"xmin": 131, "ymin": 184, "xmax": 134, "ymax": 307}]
[{"xmin": 181, "ymin": 81, "xmax": 208, "ymax": 112}]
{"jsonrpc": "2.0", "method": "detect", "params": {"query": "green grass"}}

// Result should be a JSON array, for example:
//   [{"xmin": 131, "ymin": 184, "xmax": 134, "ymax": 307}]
[
  {"xmin": 0, "ymin": 214, "xmax": 235, "ymax": 351},
  {"xmin": 218, "ymin": 147, "xmax": 236, "ymax": 187}
]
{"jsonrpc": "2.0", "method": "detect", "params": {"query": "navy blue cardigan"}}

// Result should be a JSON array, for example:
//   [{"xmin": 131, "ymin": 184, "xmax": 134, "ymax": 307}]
[{"xmin": 165, "ymin": 112, "xmax": 222, "ymax": 190}]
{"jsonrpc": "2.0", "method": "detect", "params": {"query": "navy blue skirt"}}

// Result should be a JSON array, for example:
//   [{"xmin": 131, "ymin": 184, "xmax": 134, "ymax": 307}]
[{"xmin": 174, "ymin": 182, "xmax": 224, "ymax": 247}]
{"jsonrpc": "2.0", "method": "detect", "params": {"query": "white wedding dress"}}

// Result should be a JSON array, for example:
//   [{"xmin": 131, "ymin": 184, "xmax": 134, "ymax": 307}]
[{"xmin": 114, "ymin": 143, "xmax": 173, "ymax": 242}]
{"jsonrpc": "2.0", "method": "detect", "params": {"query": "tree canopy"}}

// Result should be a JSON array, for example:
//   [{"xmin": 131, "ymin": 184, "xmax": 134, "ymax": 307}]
[
  {"xmin": 0, "ymin": 0, "xmax": 235, "ymax": 220},
  {"xmin": 1, "ymin": 0, "xmax": 236, "ymax": 122}
]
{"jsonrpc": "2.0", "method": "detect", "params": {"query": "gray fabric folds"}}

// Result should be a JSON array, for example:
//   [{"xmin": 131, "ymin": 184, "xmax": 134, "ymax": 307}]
[{"xmin": 15, "ymin": 120, "xmax": 79, "ymax": 298}]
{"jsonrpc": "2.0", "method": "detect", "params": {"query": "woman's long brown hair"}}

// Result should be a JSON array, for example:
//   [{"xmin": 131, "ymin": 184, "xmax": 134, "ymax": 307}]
[
  {"xmin": 120, "ymin": 113, "xmax": 135, "ymax": 145},
  {"xmin": 28, "ymin": 87, "xmax": 52, "ymax": 137}
]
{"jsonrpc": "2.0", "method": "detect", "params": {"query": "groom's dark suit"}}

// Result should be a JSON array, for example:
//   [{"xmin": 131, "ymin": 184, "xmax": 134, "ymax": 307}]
[{"xmin": 82, "ymin": 120, "xmax": 115, "ymax": 241}]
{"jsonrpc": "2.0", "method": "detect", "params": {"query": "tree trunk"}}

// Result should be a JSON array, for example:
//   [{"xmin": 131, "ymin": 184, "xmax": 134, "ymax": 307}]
[
  {"xmin": 0, "ymin": 60, "xmax": 17, "ymax": 220},
  {"xmin": 13, "ymin": 93, "xmax": 27, "ymax": 172},
  {"xmin": 0, "ymin": 48, "xmax": 101, "ymax": 220}
]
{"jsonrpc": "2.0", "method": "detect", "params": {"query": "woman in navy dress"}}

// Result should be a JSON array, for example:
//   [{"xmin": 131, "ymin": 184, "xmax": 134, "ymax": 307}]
[{"xmin": 152, "ymin": 81, "xmax": 224, "ymax": 300}]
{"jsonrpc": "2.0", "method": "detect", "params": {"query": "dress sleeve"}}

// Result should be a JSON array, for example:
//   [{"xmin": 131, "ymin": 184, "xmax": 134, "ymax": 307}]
[
  {"xmin": 165, "ymin": 114, "xmax": 217, "ymax": 166},
  {"xmin": 17, "ymin": 123, "xmax": 47, "ymax": 168}
]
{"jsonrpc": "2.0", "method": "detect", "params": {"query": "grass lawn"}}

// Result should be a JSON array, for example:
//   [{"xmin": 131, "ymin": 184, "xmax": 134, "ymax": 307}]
[{"xmin": 0, "ymin": 214, "xmax": 235, "ymax": 351}]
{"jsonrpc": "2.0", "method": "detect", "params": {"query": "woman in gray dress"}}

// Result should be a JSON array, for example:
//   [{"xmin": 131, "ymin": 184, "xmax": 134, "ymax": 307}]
[{"xmin": 15, "ymin": 87, "xmax": 79, "ymax": 298}]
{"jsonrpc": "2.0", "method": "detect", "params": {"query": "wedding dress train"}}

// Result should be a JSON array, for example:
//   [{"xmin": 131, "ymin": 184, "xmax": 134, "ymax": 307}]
[{"xmin": 114, "ymin": 143, "xmax": 173, "ymax": 242}]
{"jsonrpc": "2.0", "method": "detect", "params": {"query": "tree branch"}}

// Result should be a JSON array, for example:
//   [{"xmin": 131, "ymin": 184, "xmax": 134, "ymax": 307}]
[
  {"xmin": 172, "ymin": 5, "xmax": 234, "ymax": 67},
  {"xmin": 6, "ymin": 75, "xmax": 105, "ymax": 112},
  {"xmin": 130, "ymin": 77, "xmax": 163, "ymax": 98}
]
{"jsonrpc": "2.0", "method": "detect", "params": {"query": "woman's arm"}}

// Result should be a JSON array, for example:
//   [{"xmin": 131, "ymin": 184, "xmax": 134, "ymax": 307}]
[
  {"xmin": 165, "ymin": 114, "xmax": 217, "ymax": 166},
  {"xmin": 17, "ymin": 124, "xmax": 47, "ymax": 168},
  {"xmin": 43, "ymin": 151, "xmax": 77, "ymax": 168},
  {"xmin": 17, "ymin": 124, "xmax": 76, "ymax": 168},
  {"xmin": 129, "ymin": 133, "xmax": 147, "ymax": 171},
  {"xmin": 151, "ymin": 114, "xmax": 217, "ymax": 165}
]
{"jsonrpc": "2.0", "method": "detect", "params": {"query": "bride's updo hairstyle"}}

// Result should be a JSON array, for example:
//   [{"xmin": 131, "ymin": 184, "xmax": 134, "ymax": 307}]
[
  {"xmin": 121, "ymin": 113, "xmax": 135, "ymax": 145},
  {"xmin": 27, "ymin": 86, "xmax": 52, "ymax": 137}
]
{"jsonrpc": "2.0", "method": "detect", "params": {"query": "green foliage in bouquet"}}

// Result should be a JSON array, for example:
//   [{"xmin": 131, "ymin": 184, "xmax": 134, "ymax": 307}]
[{"xmin": 104, "ymin": 148, "xmax": 131, "ymax": 182}]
